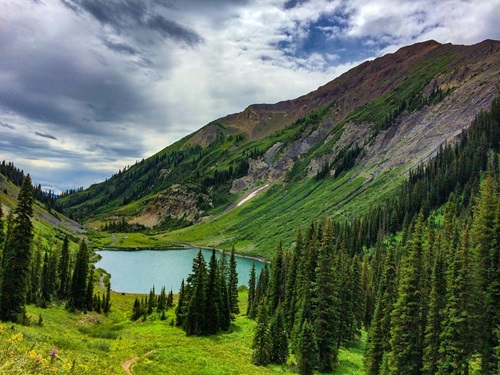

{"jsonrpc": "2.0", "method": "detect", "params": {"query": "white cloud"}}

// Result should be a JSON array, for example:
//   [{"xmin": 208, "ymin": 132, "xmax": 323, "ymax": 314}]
[{"xmin": 0, "ymin": 0, "xmax": 498, "ymax": 191}]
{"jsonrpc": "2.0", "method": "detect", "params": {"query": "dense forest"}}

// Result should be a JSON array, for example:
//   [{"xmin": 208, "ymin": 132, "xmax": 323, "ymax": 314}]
[
  {"xmin": 0, "ymin": 176, "xmax": 109, "ymax": 324},
  {"xmin": 244, "ymin": 99, "xmax": 500, "ymax": 374}
]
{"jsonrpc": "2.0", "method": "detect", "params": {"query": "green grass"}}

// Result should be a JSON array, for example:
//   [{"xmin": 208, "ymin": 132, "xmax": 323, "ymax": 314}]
[{"xmin": 1, "ymin": 288, "xmax": 366, "ymax": 374}]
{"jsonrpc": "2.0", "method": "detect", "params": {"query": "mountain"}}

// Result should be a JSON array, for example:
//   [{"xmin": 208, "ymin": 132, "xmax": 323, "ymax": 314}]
[
  {"xmin": 0, "ymin": 167, "xmax": 83, "ymax": 245},
  {"xmin": 59, "ymin": 39, "xmax": 500, "ymax": 257}
]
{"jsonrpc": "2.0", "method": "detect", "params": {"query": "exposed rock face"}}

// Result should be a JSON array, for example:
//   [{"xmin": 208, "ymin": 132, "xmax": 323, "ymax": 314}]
[{"xmin": 132, "ymin": 184, "xmax": 211, "ymax": 228}]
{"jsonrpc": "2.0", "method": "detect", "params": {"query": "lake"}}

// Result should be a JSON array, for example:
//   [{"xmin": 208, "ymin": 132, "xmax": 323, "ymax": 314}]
[{"xmin": 95, "ymin": 248, "xmax": 266, "ymax": 294}]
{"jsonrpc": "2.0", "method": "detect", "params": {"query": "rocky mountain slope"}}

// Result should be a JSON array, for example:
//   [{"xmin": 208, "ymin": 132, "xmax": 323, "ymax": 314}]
[{"xmin": 59, "ymin": 39, "xmax": 500, "ymax": 255}]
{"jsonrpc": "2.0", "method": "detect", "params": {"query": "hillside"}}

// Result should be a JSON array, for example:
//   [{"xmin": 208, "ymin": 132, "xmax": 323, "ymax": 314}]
[
  {"xmin": 59, "ymin": 39, "xmax": 500, "ymax": 257},
  {"xmin": 0, "ymin": 170, "xmax": 83, "ymax": 246}
]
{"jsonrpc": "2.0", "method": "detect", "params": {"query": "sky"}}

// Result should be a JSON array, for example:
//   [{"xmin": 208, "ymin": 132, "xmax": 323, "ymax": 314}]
[{"xmin": 1, "ymin": 0, "xmax": 499, "ymax": 193}]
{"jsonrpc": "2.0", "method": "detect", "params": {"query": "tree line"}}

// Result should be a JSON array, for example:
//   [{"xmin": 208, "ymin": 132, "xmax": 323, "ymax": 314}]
[
  {"xmin": 174, "ymin": 247, "xmax": 239, "ymax": 336},
  {"xmin": 247, "ymin": 98, "xmax": 499, "ymax": 374},
  {"xmin": 0, "ymin": 175, "xmax": 109, "ymax": 324}
]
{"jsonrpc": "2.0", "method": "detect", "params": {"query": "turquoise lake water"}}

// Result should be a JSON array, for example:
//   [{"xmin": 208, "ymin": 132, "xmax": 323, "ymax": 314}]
[{"xmin": 95, "ymin": 248, "xmax": 266, "ymax": 294}]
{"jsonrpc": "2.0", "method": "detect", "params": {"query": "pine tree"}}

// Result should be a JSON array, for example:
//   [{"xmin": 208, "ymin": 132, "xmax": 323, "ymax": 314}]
[
  {"xmin": 388, "ymin": 211, "xmax": 426, "ymax": 375},
  {"xmin": 422, "ymin": 239, "xmax": 446, "ymax": 375},
  {"xmin": 312, "ymin": 219, "xmax": 339, "ymax": 372},
  {"xmin": 184, "ymin": 250, "xmax": 207, "ymax": 336},
  {"xmin": 297, "ymin": 320, "xmax": 318, "ymax": 375},
  {"xmin": 85, "ymin": 267, "xmax": 95, "ymax": 311},
  {"xmin": 175, "ymin": 279, "xmax": 186, "ymax": 326},
  {"xmin": 252, "ymin": 304, "xmax": 272, "ymax": 366},
  {"xmin": 132, "ymin": 297, "xmax": 142, "ymax": 320},
  {"xmin": 157, "ymin": 286, "xmax": 166, "ymax": 312},
  {"xmin": 247, "ymin": 262, "xmax": 257, "ymax": 318},
  {"xmin": 228, "ymin": 246, "xmax": 239, "ymax": 317},
  {"xmin": 167, "ymin": 289, "xmax": 174, "ymax": 308},
  {"xmin": 204, "ymin": 249, "xmax": 221, "ymax": 334},
  {"xmin": 0, "ymin": 175, "xmax": 34, "ymax": 322},
  {"xmin": 103, "ymin": 283, "xmax": 111, "ymax": 313},
  {"xmin": 58, "ymin": 236, "xmax": 70, "ymax": 299},
  {"xmin": 0, "ymin": 200, "xmax": 4, "ymax": 265},
  {"xmin": 41, "ymin": 251, "xmax": 52, "ymax": 304},
  {"xmin": 218, "ymin": 264, "xmax": 231, "ymax": 331},
  {"xmin": 269, "ymin": 304, "xmax": 289, "ymax": 364},
  {"xmin": 365, "ymin": 246, "xmax": 397, "ymax": 375},
  {"xmin": 471, "ymin": 171, "xmax": 500, "ymax": 373},
  {"xmin": 27, "ymin": 239, "xmax": 42, "ymax": 305},
  {"xmin": 69, "ymin": 241, "xmax": 89, "ymax": 310},
  {"xmin": 268, "ymin": 242, "xmax": 285, "ymax": 313}
]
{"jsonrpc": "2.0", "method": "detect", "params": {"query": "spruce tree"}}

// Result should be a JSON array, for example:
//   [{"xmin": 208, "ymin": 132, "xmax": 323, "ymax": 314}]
[
  {"xmin": 184, "ymin": 250, "xmax": 207, "ymax": 336},
  {"xmin": 0, "ymin": 200, "xmax": 4, "ymax": 266},
  {"xmin": 252, "ymin": 303, "xmax": 271, "ymax": 366},
  {"xmin": 0, "ymin": 175, "xmax": 34, "ymax": 322},
  {"xmin": 58, "ymin": 236, "xmax": 70, "ymax": 299},
  {"xmin": 365, "ymin": 246, "xmax": 397, "ymax": 375},
  {"xmin": 268, "ymin": 242, "xmax": 285, "ymax": 313},
  {"xmin": 175, "ymin": 279, "xmax": 186, "ymax": 326},
  {"xmin": 85, "ymin": 267, "xmax": 95, "ymax": 311},
  {"xmin": 438, "ymin": 226, "xmax": 475, "ymax": 374},
  {"xmin": 157, "ymin": 286, "xmax": 166, "ymax": 312},
  {"xmin": 297, "ymin": 320, "xmax": 318, "ymax": 375},
  {"xmin": 228, "ymin": 246, "xmax": 239, "ymax": 317},
  {"xmin": 312, "ymin": 219, "xmax": 339, "ymax": 372},
  {"xmin": 69, "ymin": 241, "xmax": 89, "ymax": 310},
  {"xmin": 247, "ymin": 262, "xmax": 256, "ymax": 318},
  {"xmin": 471, "ymin": 171, "xmax": 500, "ymax": 373},
  {"xmin": 269, "ymin": 304, "xmax": 289, "ymax": 364},
  {"xmin": 103, "ymin": 283, "xmax": 111, "ymax": 313},
  {"xmin": 27, "ymin": 240, "xmax": 42, "ymax": 305},
  {"xmin": 218, "ymin": 264, "xmax": 231, "ymax": 331},
  {"xmin": 167, "ymin": 289, "xmax": 174, "ymax": 308},
  {"xmin": 41, "ymin": 251, "xmax": 52, "ymax": 304},
  {"xmin": 388, "ymin": 211, "xmax": 425, "ymax": 375},
  {"xmin": 422, "ymin": 240, "xmax": 446, "ymax": 375},
  {"xmin": 204, "ymin": 249, "xmax": 221, "ymax": 334}
]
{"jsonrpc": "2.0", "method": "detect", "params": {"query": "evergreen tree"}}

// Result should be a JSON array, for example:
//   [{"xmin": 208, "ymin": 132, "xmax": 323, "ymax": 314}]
[
  {"xmin": 41, "ymin": 251, "xmax": 52, "ymax": 304},
  {"xmin": 204, "ymin": 249, "xmax": 221, "ymax": 334},
  {"xmin": 388, "ymin": 211, "xmax": 426, "ymax": 375},
  {"xmin": 167, "ymin": 289, "xmax": 174, "ymax": 308},
  {"xmin": 0, "ymin": 175, "xmax": 34, "ymax": 322},
  {"xmin": 312, "ymin": 219, "xmax": 339, "ymax": 372},
  {"xmin": 175, "ymin": 279, "xmax": 186, "ymax": 326},
  {"xmin": 268, "ymin": 242, "xmax": 285, "ymax": 313},
  {"xmin": 103, "ymin": 283, "xmax": 111, "ymax": 313},
  {"xmin": 284, "ymin": 228, "xmax": 303, "ymax": 333},
  {"xmin": 228, "ymin": 246, "xmax": 239, "ymax": 317},
  {"xmin": 269, "ymin": 304, "xmax": 289, "ymax": 364},
  {"xmin": 132, "ymin": 297, "xmax": 142, "ymax": 320},
  {"xmin": 297, "ymin": 320, "xmax": 318, "ymax": 375},
  {"xmin": 58, "ymin": 236, "xmax": 70, "ymax": 299},
  {"xmin": 85, "ymin": 267, "xmax": 95, "ymax": 311},
  {"xmin": 0, "ymin": 200, "xmax": 4, "ymax": 265},
  {"xmin": 27, "ymin": 239, "xmax": 42, "ymax": 305},
  {"xmin": 69, "ymin": 241, "xmax": 89, "ymax": 310},
  {"xmin": 422, "ymin": 240, "xmax": 446, "ymax": 375},
  {"xmin": 471, "ymin": 171, "xmax": 500, "ymax": 373},
  {"xmin": 157, "ymin": 286, "xmax": 166, "ymax": 312},
  {"xmin": 247, "ymin": 262, "xmax": 257, "ymax": 318},
  {"xmin": 365, "ymin": 246, "xmax": 397, "ymax": 375},
  {"xmin": 218, "ymin": 264, "xmax": 231, "ymax": 331},
  {"xmin": 252, "ymin": 304, "xmax": 272, "ymax": 366},
  {"xmin": 184, "ymin": 250, "xmax": 207, "ymax": 336}
]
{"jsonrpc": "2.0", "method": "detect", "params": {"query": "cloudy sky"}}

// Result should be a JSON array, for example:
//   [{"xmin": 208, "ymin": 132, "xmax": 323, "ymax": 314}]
[{"xmin": 1, "ymin": 0, "xmax": 498, "ymax": 192}]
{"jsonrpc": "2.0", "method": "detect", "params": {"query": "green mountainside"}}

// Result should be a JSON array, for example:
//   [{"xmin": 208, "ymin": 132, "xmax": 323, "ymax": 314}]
[{"xmin": 59, "ymin": 39, "xmax": 500, "ymax": 258}]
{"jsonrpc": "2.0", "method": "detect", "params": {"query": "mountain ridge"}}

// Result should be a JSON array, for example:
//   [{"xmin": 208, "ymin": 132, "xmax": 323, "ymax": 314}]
[{"xmin": 58, "ymin": 39, "xmax": 500, "ymax": 255}]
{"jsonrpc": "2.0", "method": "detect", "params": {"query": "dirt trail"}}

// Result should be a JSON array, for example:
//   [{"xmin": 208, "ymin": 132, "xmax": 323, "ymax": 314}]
[{"xmin": 122, "ymin": 350, "xmax": 154, "ymax": 375}]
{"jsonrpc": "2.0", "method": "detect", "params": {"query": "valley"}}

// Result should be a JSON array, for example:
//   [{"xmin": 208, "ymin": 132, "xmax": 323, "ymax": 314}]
[{"xmin": 0, "ymin": 38, "xmax": 499, "ymax": 375}]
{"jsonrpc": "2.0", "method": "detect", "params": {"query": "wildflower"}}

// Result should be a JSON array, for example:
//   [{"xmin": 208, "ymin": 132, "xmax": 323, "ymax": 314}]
[{"xmin": 51, "ymin": 348, "xmax": 57, "ymax": 357}]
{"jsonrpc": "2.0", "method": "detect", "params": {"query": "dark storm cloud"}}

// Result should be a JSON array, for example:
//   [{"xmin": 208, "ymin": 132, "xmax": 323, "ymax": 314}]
[
  {"xmin": 62, "ymin": 0, "xmax": 203, "ymax": 46},
  {"xmin": 0, "ymin": 122, "xmax": 14, "ymax": 130},
  {"xmin": 101, "ymin": 38, "xmax": 138, "ymax": 55},
  {"xmin": 35, "ymin": 132, "xmax": 58, "ymax": 140}
]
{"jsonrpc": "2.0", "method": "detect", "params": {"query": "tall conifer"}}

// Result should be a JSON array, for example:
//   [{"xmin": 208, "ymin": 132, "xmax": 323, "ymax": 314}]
[
  {"xmin": 69, "ymin": 241, "xmax": 89, "ymax": 310},
  {"xmin": 228, "ymin": 246, "xmax": 239, "ymax": 317},
  {"xmin": 58, "ymin": 236, "xmax": 70, "ymax": 299},
  {"xmin": 0, "ymin": 175, "xmax": 34, "ymax": 322}
]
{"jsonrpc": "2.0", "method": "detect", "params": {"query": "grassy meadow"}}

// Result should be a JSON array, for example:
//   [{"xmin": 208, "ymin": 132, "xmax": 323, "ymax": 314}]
[{"xmin": 0, "ymin": 285, "xmax": 365, "ymax": 374}]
